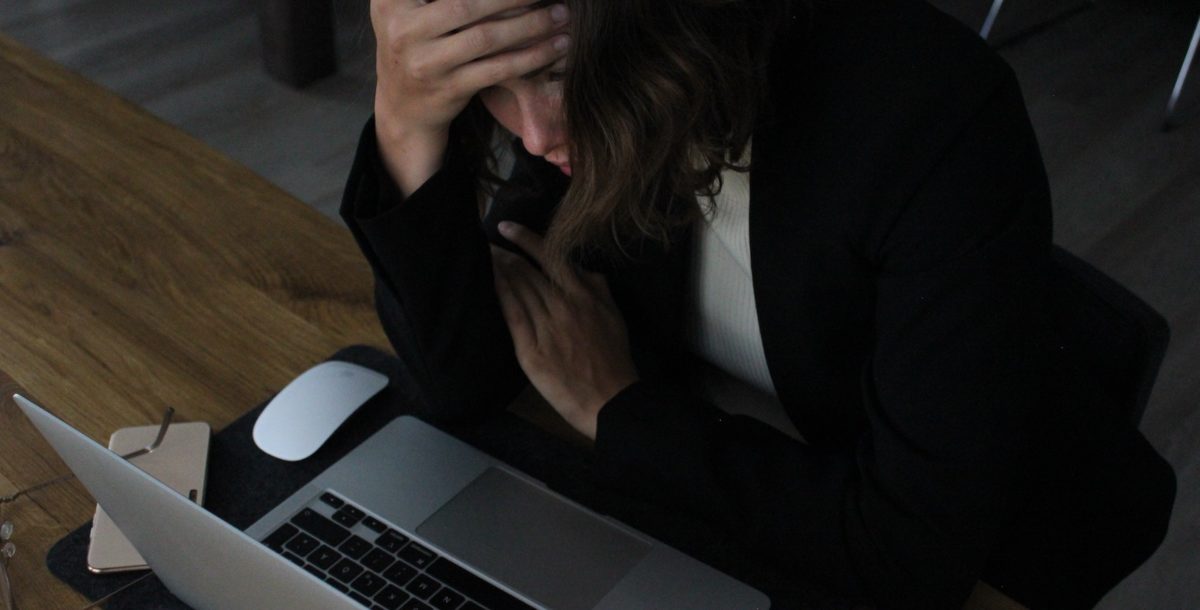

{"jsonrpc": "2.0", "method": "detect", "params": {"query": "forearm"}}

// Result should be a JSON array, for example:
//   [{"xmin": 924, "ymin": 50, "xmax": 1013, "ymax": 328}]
[
  {"xmin": 593, "ymin": 381, "xmax": 865, "ymax": 593},
  {"xmin": 373, "ymin": 95, "xmax": 449, "ymax": 198},
  {"xmin": 341, "ymin": 119, "xmax": 526, "ymax": 422}
]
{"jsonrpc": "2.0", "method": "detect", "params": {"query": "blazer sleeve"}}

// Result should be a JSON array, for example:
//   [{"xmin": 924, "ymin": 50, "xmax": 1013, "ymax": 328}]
[
  {"xmin": 592, "ymin": 75, "xmax": 1055, "ymax": 609},
  {"xmin": 339, "ymin": 117, "xmax": 526, "ymax": 423}
]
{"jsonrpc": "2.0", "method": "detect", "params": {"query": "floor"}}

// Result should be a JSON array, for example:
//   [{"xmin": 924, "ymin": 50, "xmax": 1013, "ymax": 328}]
[
  {"xmin": 1, "ymin": 0, "xmax": 1197, "ymax": 608},
  {"xmin": 1, "ymin": 0, "xmax": 375, "ymax": 219}
]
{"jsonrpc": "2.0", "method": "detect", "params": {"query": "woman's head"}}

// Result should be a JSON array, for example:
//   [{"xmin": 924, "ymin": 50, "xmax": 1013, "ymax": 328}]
[
  {"xmin": 477, "ymin": 38, "xmax": 572, "ymax": 175},
  {"xmin": 459, "ymin": 0, "xmax": 798, "ymax": 272}
]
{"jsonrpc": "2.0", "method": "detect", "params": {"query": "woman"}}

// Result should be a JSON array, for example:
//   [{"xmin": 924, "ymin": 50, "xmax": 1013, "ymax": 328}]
[{"xmin": 343, "ymin": 0, "xmax": 1175, "ymax": 607}]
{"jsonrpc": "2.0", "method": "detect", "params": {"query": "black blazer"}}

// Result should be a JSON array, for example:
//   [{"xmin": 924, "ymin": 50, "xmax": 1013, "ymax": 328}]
[{"xmin": 340, "ymin": 1, "xmax": 1173, "ymax": 607}]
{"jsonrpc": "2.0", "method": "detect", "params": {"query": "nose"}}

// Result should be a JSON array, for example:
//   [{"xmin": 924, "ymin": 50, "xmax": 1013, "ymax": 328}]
[
  {"xmin": 517, "ymin": 98, "xmax": 563, "ymax": 157},
  {"xmin": 522, "ymin": 128, "xmax": 552, "ymax": 156}
]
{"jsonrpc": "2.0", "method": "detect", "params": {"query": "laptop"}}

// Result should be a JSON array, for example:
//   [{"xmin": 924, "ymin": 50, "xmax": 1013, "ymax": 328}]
[{"xmin": 14, "ymin": 394, "xmax": 770, "ymax": 609}]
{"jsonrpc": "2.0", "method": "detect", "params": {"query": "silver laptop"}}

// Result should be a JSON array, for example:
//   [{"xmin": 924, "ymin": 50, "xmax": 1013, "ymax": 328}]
[{"xmin": 15, "ymin": 394, "xmax": 769, "ymax": 609}]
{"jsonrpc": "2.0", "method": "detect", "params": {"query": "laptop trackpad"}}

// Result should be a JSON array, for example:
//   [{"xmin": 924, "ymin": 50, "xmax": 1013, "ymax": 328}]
[{"xmin": 417, "ymin": 468, "xmax": 651, "ymax": 610}]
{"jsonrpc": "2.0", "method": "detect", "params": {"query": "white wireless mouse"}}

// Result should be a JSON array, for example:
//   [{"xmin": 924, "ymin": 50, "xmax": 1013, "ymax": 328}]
[{"xmin": 252, "ymin": 360, "xmax": 390, "ymax": 461}]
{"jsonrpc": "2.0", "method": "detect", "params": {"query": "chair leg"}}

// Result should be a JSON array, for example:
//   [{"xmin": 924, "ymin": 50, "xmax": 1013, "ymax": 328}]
[
  {"xmin": 256, "ymin": 0, "xmax": 337, "ymax": 88},
  {"xmin": 980, "ymin": 0, "xmax": 1006, "ymax": 40},
  {"xmin": 1165, "ymin": 14, "xmax": 1200, "ymax": 129}
]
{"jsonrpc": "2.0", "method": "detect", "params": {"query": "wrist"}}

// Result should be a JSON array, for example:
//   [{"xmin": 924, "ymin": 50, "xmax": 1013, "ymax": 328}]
[
  {"xmin": 373, "ymin": 107, "xmax": 450, "ymax": 198},
  {"xmin": 579, "ymin": 376, "xmax": 637, "ymax": 442}
]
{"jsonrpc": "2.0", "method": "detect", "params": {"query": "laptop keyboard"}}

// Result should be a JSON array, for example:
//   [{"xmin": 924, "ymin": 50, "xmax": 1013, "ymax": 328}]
[{"xmin": 262, "ymin": 492, "xmax": 536, "ymax": 610}]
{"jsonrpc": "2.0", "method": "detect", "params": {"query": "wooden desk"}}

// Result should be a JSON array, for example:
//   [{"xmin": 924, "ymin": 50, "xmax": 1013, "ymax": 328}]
[{"xmin": 0, "ymin": 32, "xmax": 387, "ymax": 608}]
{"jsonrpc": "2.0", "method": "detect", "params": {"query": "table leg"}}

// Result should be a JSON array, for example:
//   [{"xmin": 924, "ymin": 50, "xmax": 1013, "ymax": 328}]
[{"xmin": 256, "ymin": 0, "xmax": 338, "ymax": 88}]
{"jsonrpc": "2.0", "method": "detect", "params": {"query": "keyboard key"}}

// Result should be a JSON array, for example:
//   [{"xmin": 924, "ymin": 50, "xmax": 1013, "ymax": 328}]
[
  {"xmin": 282, "ymin": 551, "xmax": 305, "ymax": 566},
  {"xmin": 460, "ymin": 603, "xmax": 485, "ymax": 610},
  {"xmin": 292, "ymin": 508, "xmax": 352, "ymax": 547},
  {"xmin": 430, "ymin": 587, "xmax": 465, "ymax": 609},
  {"xmin": 285, "ymin": 532, "xmax": 320, "ymax": 558},
  {"xmin": 327, "ymin": 579, "xmax": 350, "ymax": 593},
  {"xmin": 400, "ymin": 599, "xmax": 433, "ymax": 610},
  {"xmin": 263, "ymin": 523, "xmax": 298, "ymax": 552},
  {"xmin": 334, "ymin": 504, "xmax": 366, "ymax": 527},
  {"xmin": 329, "ymin": 558, "xmax": 366, "ymax": 583},
  {"xmin": 374, "ymin": 584, "xmax": 412, "ymax": 610},
  {"xmin": 426, "ymin": 558, "xmax": 535, "ymax": 610},
  {"xmin": 308, "ymin": 545, "xmax": 343, "ymax": 571},
  {"xmin": 405, "ymin": 574, "xmax": 441, "ymax": 600},
  {"xmin": 320, "ymin": 492, "xmax": 346, "ymax": 509},
  {"xmin": 397, "ymin": 543, "xmax": 437, "ymax": 569},
  {"xmin": 340, "ymin": 534, "xmax": 372, "ymax": 559},
  {"xmin": 376, "ymin": 530, "xmax": 410, "ymax": 554},
  {"xmin": 353, "ymin": 571, "xmax": 388, "ymax": 597},
  {"xmin": 362, "ymin": 548, "xmax": 396, "ymax": 573},
  {"xmin": 351, "ymin": 591, "xmax": 374, "ymax": 607},
  {"xmin": 303, "ymin": 563, "xmax": 326, "ymax": 579},
  {"xmin": 362, "ymin": 516, "xmax": 388, "ymax": 533},
  {"xmin": 383, "ymin": 560, "xmax": 418, "ymax": 587}
]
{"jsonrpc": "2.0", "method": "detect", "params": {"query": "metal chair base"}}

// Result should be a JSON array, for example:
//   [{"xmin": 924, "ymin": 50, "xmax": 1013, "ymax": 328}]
[{"xmin": 1165, "ymin": 14, "xmax": 1200, "ymax": 130}]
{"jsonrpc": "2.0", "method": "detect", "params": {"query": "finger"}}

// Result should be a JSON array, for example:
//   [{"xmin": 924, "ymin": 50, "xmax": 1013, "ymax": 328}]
[
  {"xmin": 422, "ymin": 0, "xmax": 546, "ymax": 38},
  {"xmin": 453, "ymin": 33, "xmax": 570, "ymax": 91},
  {"xmin": 497, "ymin": 221, "xmax": 549, "ymax": 266},
  {"xmin": 493, "ymin": 263, "xmax": 536, "ymax": 343},
  {"xmin": 432, "ymin": 2, "xmax": 568, "ymax": 66},
  {"xmin": 492, "ymin": 247, "xmax": 552, "ymax": 318},
  {"xmin": 498, "ymin": 221, "xmax": 596, "ymax": 295},
  {"xmin": 581, "ymin": 269, "xmax": 612, "ymax": 298}
]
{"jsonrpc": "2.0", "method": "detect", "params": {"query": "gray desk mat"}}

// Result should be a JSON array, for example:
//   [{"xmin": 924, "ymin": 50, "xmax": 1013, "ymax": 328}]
[{"xmin": 45, "ymin": 345, "xmax": 847, "ymax": 609}]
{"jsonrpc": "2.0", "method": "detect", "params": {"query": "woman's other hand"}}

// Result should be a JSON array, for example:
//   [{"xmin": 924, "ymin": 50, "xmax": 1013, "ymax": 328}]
[
  {"xmin": 371, "ymin": 0, "xmax": 570, "ymax": 195},
  {"xmin": 491, "ymin": 222, "xmax": 638, "ymax": 440}
]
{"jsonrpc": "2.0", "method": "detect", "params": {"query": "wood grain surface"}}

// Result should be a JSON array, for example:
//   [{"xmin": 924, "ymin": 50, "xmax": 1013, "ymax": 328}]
[{"xmin": 0, "ymin": 32, "xmax": 387, "ymax": 608}]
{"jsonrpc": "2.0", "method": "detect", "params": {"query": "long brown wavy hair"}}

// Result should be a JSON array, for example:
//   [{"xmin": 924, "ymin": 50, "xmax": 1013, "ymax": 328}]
[{"xmin": 455, "ymin": 0, "xmax": 798, "ymax": 275}]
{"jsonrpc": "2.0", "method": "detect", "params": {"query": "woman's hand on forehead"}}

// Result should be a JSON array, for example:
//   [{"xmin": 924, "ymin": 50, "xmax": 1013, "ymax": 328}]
[
  {"xmin": 452, "ymin": 1, "xmax": 566, "ymax": 57},
  {"xmin": 412, "ymin": 0, "xmax": 563, "ymax": 40},
  {"xmin": 370, "ymin": 0, "xmax": 568, "ymax": 194},
  {"xmin": 377, "ymin": 0, "xmax": 568, "ymax": 91}
]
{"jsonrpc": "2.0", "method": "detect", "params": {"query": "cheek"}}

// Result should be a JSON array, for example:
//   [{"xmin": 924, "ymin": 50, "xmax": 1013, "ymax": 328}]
[{"xmin": 479, "ymin": 88, "xmax": 522, "ymax": 136}]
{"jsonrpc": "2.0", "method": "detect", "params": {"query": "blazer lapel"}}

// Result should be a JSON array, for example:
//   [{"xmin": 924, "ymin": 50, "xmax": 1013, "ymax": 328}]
[{"xmin": 749, "ymin": 99, "xmax": 873, "ymax": 449}]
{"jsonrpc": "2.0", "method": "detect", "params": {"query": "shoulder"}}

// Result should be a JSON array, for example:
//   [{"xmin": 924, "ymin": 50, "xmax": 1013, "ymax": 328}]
[
  {"xmin": 755, "ymin": 0, "xmax": 1038, "ymax": 214},
  {"xmin": 767, "ymin": 0, "xmax": 1021, "ymax": 137},
  {"xmin": 748, "ymin": 0, "xmax": 1048, "ymax": 266}
]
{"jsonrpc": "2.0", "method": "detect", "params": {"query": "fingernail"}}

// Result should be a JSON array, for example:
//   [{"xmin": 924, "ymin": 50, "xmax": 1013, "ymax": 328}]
[
  {"xmin": 498, "ymin": 221, "xmax": 517, "ymax": 236},
  {"xmin": 554, "ymin": 34, "xmax": 570, "ymax": 52},
  {"xmin": 550, "ymin": 4, "xmax": 569, "ymax": 24}
]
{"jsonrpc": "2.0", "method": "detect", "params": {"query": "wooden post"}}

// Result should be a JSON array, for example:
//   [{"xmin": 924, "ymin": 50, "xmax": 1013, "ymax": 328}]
[{"xmin": 256, "ymin": 0, "xmax": 338, "ymax": 88}]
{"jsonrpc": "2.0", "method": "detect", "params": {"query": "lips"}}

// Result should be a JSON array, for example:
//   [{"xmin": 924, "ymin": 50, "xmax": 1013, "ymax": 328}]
[{"xmin": 545, "ymin": 152, "xmax": 571, "ymax": 176}]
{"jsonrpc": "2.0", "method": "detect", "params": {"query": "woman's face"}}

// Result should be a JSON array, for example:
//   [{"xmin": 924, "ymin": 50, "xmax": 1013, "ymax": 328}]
[{"xmin": 479, "ymin": 60, "xmax": 571, "ymax": 176}]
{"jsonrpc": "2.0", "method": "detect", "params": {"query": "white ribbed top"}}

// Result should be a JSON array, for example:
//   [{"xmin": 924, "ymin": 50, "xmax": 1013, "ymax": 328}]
[{"xmin": 684, "ymin": 147, "xmax": 803, "ymax": 440}]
